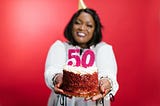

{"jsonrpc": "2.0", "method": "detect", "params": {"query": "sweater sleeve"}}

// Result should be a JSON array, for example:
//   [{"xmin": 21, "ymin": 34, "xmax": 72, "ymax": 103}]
[
  {"xmin": 44, "ymin": 40, "xmax": 66, "ymax": 89},
  {"xmin": 96, "ymin": 42, "xmax": 119, "ymax": 100}
]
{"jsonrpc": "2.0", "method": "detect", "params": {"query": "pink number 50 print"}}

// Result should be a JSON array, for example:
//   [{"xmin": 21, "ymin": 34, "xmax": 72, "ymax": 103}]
[
  {"xmin": 67, "ymin": 49, "xmax": 95, "ymax": 68},
  {"xmin": 67, "ymin": 49, "xmax": 80, "ymax": 66}
]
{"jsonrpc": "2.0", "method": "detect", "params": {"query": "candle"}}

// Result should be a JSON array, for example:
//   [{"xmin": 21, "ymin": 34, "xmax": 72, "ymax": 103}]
[{"xmin": 67, "ymin": 48, "xmax": 95, "ymax": 68}]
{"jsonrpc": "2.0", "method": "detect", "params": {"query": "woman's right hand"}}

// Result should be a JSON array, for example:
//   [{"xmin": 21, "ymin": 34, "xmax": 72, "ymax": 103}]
[
  {"xmin": 53, "ymin": 74, "xmax": 72, "ymax": 98},
  {"xmin": 53, "ymin": 73, "xmax": 64, "ymax": 94}
]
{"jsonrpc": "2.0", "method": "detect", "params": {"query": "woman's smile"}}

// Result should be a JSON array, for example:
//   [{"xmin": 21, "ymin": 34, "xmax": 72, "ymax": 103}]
[{"xmin": 77, "ymin": 32, "xmax": 86, "ymax": 37}]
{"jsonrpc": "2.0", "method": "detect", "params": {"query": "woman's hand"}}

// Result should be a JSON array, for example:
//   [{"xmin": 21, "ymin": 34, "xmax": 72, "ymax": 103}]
[
  {"xmin": 53, "ymin": 73, "xmax": 72, "ymax": 98},
  {"xmin": 53, "ymin": 73, "xmax": 64, "ymax": 94},
  {"xmin": 85, "ymin": 78, "xmax": 112, "ymax": 101}
]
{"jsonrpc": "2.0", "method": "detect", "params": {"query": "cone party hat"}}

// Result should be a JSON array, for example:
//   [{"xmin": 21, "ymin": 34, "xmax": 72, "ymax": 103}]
[{"xmin": 78, "ymin": 0, "xmax": 87, "ymax": 9}]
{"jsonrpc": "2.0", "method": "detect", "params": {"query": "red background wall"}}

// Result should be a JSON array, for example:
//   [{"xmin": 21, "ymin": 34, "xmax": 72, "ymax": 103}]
[{"xmin": 0, "ymin": 0, "xmax": 160, "ymax": 106}]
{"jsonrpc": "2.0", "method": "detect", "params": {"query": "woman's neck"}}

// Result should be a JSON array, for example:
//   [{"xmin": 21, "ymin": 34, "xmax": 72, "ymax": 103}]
[{"xmin": 78, "ymin": 44, "xmax": 89, "ymax": 49}]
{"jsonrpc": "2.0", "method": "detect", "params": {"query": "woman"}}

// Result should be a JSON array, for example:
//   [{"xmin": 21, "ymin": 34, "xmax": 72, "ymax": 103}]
[{"xmin": 45, "ymin": 8, "xmax": 119, "ymax": 106}]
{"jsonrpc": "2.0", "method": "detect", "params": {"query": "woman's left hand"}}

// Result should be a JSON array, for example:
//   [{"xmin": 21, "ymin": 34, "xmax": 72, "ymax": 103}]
[{"xmin": 85, "ymin": 78, "xmax": 112, "ymax": 101}]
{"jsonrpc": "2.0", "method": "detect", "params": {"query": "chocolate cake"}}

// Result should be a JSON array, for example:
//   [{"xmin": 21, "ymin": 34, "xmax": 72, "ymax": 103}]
[{"xmin": 61, "ymin": 66, "xmax": 99, "ymax": 97}]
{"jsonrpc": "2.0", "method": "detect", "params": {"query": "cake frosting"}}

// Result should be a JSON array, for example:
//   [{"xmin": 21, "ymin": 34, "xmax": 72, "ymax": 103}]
[{"xmin": 63, "ymin": 65, "xmax": 97, "ymax": 75}]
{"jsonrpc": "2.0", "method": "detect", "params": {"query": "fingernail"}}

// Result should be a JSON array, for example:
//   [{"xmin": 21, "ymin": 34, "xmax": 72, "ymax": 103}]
[{"xmin": 103, "ymin": 89, "xmax": 107, "ymax": 93}]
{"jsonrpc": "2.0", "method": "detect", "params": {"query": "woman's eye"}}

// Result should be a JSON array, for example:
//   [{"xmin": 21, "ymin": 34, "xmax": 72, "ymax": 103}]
[
  {"xmin": 87, "ymin": 24, "xmax": 93, "ymax": 28},
  {"xmin": 75, "ymin": 21, "xmax": 81, "ymax": 25}
]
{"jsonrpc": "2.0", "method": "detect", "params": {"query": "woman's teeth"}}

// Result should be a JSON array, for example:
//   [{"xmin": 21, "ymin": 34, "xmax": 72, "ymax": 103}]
[{"xmin": 78, "ymin": 32, "xmax": 85, "ymax": 37}]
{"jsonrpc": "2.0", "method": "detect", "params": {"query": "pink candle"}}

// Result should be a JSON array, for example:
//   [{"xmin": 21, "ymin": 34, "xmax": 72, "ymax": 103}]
[{"xmin": 67, "ymin": 49, "xmax": 95, "ymax": 68}]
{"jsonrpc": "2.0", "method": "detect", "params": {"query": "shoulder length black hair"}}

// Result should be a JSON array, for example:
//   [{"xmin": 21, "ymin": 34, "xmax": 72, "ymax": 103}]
[{"xmin": 64, "ymin": 8, "xmax": 103, "ymax": 47}]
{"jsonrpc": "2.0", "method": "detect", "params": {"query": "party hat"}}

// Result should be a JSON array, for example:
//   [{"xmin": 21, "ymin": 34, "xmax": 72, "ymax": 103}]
[{"xmin": 78, "ymin": 0, "xmax": 87, "ymax": 9}]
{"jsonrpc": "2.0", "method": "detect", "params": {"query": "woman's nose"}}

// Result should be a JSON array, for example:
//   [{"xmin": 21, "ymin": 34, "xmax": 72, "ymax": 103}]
[{"xmin": 79, "ymin": 24, "xmax": 86, "ymax": 30}]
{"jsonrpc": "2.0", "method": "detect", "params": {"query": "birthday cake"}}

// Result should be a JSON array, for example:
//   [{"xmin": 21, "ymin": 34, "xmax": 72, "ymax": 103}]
[{"xmin": 61, "ymin": 65, "xmax": 99, "ymax": 97}]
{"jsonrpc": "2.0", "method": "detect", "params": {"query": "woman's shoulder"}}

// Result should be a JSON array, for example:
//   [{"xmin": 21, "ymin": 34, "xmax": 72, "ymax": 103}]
[
  {"xmin": 96, "ymin": 41, "xmax": 112, "ymax": 49},
  {"xmin": 50, "ymin": 40, "xmax": 73, "ymax": 50},
  {"xmin": 52, "ymin": 40, "xmax": 64, "ymax": 45},
  {"xmin": 49, "ymin": 40, "xmax": 66, "ymax": 50},
  {"xmin": 94, "ymin": 42, "xmax": 114, "ymax": 54},
  {"xmin": 51, "ymin": 40, "xmax": 68, "ymax": 46}
]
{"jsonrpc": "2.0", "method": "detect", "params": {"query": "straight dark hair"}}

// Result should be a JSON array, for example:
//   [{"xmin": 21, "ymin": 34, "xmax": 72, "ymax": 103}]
[{"xmin": 64, "ymin": 8, "xmax": 103, "ymax": 47}]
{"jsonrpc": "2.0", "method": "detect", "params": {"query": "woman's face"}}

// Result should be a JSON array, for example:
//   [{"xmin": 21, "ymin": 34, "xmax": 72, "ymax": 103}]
[{"xmin": 72, "ymin": 12, "xmax": 95, "ymax": 48}]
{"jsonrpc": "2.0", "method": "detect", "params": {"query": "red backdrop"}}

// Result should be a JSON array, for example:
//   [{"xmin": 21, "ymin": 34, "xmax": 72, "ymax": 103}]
[{"xmin": 0, "ymin": 0, "xmax": 160, "ymax": 106}]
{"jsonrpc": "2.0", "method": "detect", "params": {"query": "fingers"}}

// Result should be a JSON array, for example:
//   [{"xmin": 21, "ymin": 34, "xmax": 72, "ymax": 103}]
[
  {"xmin": 53, "ymin": 74, "xmax": 63, "ymax": 94},
  {"xmin": 66, "ymin": 95, "xmax": 72, "ymax": 98},
  {"xmin": 85, "ymin": 92, "xmax": 106, "ymax": 101},
  {"xmin": 99, "ymin": 84, "xmax": 111, "ymax": 94},
  {"xmin": 54, "ymin": 74, "xmax": 63, "ymax": 86},
  {"xmin": 99, "ymin": 78, "xmax": 111, "ymax": 93},
  {"xmin": 54, "ymin": 83, "xmax": 73, "ymax": 98},
  {"xmin": 85, "ymin": 96, "xmax": 92, "ymax": 101},
  {"xmin": 91, "ymin": 88, "xmax": 110, "ymax": 101},
  {"xmin": 85, "ymin": 79, "xmax": 112, "ymax": 101},
  {"xmin": 92, "ymin": 94, "xmax": 103, "ymax": 101},
  {"xmin": 54, "ymin": 86, "xmax": 64, "ymax": 94},
  {"xmin": 99, "ymin": 82, "xmax": 106, "ymax": 93},
  {"xmin": 85, "ymin": 88, "xmax": 108, "ymax": 101},
  {"xmin": 55, "ymin": 82, "xmax": 62, "ymax": 88}
]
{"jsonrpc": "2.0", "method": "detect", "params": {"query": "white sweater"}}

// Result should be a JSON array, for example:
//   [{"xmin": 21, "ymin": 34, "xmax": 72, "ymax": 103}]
[{"xmin": 44, "ymin": 40, "xmax": 119, "ymax": 106}]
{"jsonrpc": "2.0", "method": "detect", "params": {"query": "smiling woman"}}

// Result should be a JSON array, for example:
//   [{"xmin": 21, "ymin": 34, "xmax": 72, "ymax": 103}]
[
  {"xmin": 1, "ymin": 0, "xmax": 160, "ymax": 106},
  {"xmin": 44, "ymin": 6, "xmax": 119, "ymax": 106}
]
